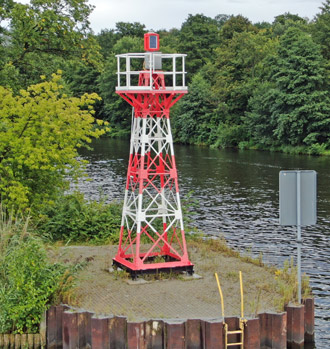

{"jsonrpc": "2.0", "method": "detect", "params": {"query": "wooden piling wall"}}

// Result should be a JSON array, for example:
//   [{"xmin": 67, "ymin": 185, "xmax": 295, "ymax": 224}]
[
  {"xmin": 41, "ymin": 298, "xmax": 314, "ymax": 349},
  {"xmin": 0, "ymin": 298, "xmax": 315, "ymax": 348}
]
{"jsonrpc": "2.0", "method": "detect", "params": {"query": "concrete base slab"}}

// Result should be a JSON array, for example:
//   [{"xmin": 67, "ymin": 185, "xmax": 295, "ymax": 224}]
[
  {"xmin": 182, "ymin": 272, "xmax": 203, "ymax": 280},
  {"xmin": 125, "ymin": 278, "xmax": 151, "ymax": 285}
]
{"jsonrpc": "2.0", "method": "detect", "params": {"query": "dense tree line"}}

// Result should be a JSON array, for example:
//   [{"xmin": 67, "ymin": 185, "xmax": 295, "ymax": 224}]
[{"xmin": 1, "ymin": 0, "xmax": 330, "ymax": 154}]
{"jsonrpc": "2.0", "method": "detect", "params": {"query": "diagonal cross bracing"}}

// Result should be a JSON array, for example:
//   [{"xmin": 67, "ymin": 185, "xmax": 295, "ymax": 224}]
[{"xmin": 114, "ymin": 70, "xmax": 193, "ymax": 273}]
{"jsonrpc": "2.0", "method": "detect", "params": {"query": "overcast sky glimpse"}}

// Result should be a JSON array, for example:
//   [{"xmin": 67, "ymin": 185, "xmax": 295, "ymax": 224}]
[
  {"xmin": 17, "ymin": 0, "xmax": 324, "ymax": 33},
  {"xmin": 87, "ymin": 0, "xmax": 323, "ymax": 33}
]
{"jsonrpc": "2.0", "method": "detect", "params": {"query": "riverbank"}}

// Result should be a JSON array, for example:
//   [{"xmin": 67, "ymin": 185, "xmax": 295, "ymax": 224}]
[
  {"xmin": 104, "ymin": 133, "xmax": 330, "ymax": 156},
  {"xmin": 237, "ymin": 143, "xmax": 330, "ymax": 156},
  {"xmin": 49, "ymin": 237, "xmax": 305, "ymax": 320}
]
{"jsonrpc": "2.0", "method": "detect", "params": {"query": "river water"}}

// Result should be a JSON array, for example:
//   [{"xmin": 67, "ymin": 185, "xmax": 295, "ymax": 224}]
[{"xmin": 76, "ymin": 137, "xmax": 329, "ymax": 346}]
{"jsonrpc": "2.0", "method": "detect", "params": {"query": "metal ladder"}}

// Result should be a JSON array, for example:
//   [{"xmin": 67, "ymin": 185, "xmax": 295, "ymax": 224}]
[{"xmin": 215, "ymin": 271, "xmax": 246, "ymax": 349}]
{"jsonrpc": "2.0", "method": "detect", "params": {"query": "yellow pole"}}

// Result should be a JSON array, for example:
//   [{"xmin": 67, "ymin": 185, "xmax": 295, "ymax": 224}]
[
  {"xmin": 239, "ymin": 271, "xmax": 244, "ymax": 319},
  {"xmin": 215, "ymin": 273, "xmax": 225, "ymax": 321}
]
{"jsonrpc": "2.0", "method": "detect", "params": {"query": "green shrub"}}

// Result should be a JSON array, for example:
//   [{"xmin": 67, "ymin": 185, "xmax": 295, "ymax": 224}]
[
  {"xmin": 37, "ymin": 192, "xmax": 122, "ymax": 244},
  {"xmin": 307, "ymin": 143, "xmax": 328, "ymax": 155},
  {"xmin": 213, "ymin": 124, "xmax": 246, "ymax": 148},
  {"xmin": 0, "ymin": 208, "xmax": 76, "ymax": 334}
]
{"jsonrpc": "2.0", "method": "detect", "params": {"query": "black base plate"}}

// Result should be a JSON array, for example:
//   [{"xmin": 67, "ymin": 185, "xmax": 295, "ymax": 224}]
[{"xmin": 112, "ymin": 258, "xmax": 194, "ymax": 280}]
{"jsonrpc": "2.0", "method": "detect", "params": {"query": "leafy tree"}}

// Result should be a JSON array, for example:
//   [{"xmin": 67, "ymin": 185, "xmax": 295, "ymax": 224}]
[
  {"xmin": 0, "ymin": 0, "xmax": 100, "ymax": 89},
  {"xmin": 273, "ymin": 27, "xmax": 330, "ymax": 148},
  {"xmin": 272, "ymin": 13, "xmax": 308, "ymax": 37},
  {"xmin": 157, "ymin": 28, "xmax": 180, "ymax": 53},
  {"xmin": 273, "ymin": 13, "xmax": 307, "ymax": 26},
  {"xmin": 219, "ymin": 15, "xmax": 257, "ymax": 43},
  {"xmin": 0, "ymin": 73, "xmax": 107, "ymax": 211},
  {"xmin": 0, "ymin": 0, "xmax": 14, "ymax": 33},
  {"xmin": 312, "ymin": 0, "xmax": 330, "ymax": 60},
  {"xmin": 247, "ymin": 27, "xmax": 330, "ymax": 151},
  {"xmin": 254, "ymin": 21, "xmax": 272, "ymax": 30},
  {"xmin": 64, "ymin": 61, "xmax": 103, "ymax": 118},
  {"xmin": 97, "ymin": 36, "xmax": 144, "ymax": 133},
  {"xmin": 95, "ymin": 22, "xmax": 145, "ymax": 61},
  {"xmin": 245, "ymin": 81, "xmax": 279, "ymax": 147},
  {"xmin": 178, "ymin": 14, "xmax": 220, "ymax": 76},
  {"xmin": 96, "ymin": 28, "xmax": 118, "ymax": 59},
  {"xmin": 65, "ymin": 61, "xmax": 100, "ymax": 96},
  {"xmin": 214, "ymin": 14, "xmax": 232, "ymax": 29},
  {"xmin": 172, "ymin": 72, "xmax": 215, "ymax": 144},
  {"xmin": 115, "ymin": 21, "xmax": 146, "ymax": 38},
  {"xmin": 205, "ymin": 29, "xmax": 277, "ymax": 147}
]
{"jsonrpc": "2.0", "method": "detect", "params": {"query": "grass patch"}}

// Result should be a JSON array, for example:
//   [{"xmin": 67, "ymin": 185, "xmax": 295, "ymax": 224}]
[
  {"xmin": 187, "ymin": 234, "xmax": 264, "ymax": 267},
  {"xmin": 187, "ymin": 234, "xmax": 312, "ymax": 311}
]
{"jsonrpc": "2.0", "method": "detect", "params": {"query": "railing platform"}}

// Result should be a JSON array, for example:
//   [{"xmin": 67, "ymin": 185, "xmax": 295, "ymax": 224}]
[{"xmin": 116, "ymin": 52, "xmax": 187, "ymax": 92}]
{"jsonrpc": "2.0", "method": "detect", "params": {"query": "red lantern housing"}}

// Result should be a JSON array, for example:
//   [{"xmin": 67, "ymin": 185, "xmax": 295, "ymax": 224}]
[{"xmin": 144, "ymin": 32, "xmax": 159, "ymax": 52}]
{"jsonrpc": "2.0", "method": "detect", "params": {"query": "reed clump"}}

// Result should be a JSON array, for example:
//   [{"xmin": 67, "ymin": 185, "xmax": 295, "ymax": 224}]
[{"xmin": 273, "ymin": 257, "xmax": 312, "ymax": 310}]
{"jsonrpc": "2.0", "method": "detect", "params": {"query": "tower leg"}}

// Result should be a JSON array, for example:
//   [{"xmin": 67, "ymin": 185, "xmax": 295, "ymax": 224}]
[{"xmin": 113, "ymin": 90, "xmax": 193, "ymax": 276}]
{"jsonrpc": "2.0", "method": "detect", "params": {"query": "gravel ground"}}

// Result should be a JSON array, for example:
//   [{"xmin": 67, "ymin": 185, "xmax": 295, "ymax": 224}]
[{"xmin": 51, "ymin": 242, "xmax": 282, "ymax": 321}]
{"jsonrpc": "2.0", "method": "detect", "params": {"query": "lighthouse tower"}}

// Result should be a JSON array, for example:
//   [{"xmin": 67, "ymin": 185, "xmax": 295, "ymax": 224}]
[{"xmin": 113, "ymin": 33, "xmax": 193, "ymax": 277}]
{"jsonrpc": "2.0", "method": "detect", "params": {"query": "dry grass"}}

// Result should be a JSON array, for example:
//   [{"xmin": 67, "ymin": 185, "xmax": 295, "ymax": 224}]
[
  {"xmin": 46, "ymin": 235, "xmax": 313, "ymax": 321},
  {"xmin": 187, "ymin": 235, "xmax": 312, "ymax": 311}
]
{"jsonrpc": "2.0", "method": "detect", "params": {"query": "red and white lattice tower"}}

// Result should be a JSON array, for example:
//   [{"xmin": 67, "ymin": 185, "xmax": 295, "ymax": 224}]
[{"xmin": 113, "ymin": 33, "xmax": 193, "ymax": 276}]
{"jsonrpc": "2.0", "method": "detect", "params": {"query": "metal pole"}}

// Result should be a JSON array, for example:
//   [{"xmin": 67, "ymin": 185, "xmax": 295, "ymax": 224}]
[
  {"xmin": 173, "ymin": 56, "xmax": 176, "ymax": 88},
  {"xmin": 239, "ymin": 271, "xmax": 244, "ymax": 319},
  {"xmin": 117, "ymin": 57, "xmax": 120, "ymax": 88},
  {"xmin": 126, "ymin": 56, "xmax": 131, "ymax": 88},
  {"xmin": 297, "ymin": 171, "xmax": 302, "ymax": 304},
  {"xmin": 215, "ymin": 273, "xmax": 225, "ymax": 321}
]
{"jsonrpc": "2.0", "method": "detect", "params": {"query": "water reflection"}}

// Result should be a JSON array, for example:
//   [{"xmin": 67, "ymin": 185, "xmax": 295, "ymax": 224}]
[{"xmin": 74, "ymin": 138, "xmax": 329, "ymax": 346}]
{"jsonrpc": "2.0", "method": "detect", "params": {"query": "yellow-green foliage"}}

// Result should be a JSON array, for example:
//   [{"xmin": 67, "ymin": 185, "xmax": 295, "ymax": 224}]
[{"xmin": 0, "ymin": 73, "xmax": 108, "ymax": 211}]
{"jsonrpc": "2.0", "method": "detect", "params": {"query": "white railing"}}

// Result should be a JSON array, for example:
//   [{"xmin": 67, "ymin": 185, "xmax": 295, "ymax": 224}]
[{"xmin": 115, "ymin": 52, "xmax": 188, "ymax": 92}]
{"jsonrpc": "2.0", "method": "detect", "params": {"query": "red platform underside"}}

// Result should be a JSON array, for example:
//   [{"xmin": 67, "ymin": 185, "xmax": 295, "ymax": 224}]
[{"xmin": 113, "ymin": 255, "xmax": 193, "ymax": 271}]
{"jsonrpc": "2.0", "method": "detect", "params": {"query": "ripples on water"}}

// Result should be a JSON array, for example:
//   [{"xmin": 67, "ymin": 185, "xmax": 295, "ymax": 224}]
[{"xmin": 73, "ymin": 138, "xmax": 329, "ymax": 346}]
